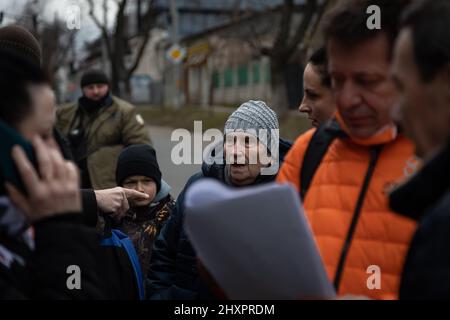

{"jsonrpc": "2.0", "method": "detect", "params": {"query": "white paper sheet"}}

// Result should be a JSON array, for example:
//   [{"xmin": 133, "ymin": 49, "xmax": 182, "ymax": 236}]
[{"xmin": 184, "ymin": 179, "xmax": 336, "ymax": 300}]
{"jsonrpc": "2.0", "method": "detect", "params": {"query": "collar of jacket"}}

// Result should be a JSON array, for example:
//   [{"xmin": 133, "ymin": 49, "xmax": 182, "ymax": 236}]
[
  {"xmin": 78, "ymin": 92, "xmax": 113, "ymax": 113},
  {"xmin": 127, "ymin": 194, "xmax": 172, "ymax": 222},
  {"xmin": 128, "ymin": 204, "xmax": 156, "ymax": 222},
  {"xmin": 389, "ymin": 138, "xmax": 450, "ymax": 220},
  {"xmin": 335, "ymin": 112, "xmax": 398, "ymax": 146}
]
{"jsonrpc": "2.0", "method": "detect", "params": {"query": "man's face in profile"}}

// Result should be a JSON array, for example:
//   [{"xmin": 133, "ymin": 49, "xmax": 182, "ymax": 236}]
[{"xmin": 391, "ymin": 28, "xmax": 450, "ymax": 159}]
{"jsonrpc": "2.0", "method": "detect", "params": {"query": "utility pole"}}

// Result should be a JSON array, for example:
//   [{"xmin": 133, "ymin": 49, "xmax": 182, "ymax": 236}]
[
  {"xmin": 169, "ymin": 0, "xmax": 183, "ymax": 109},
  {"xmin": 30, "ymin": 0, "xmax": 39, "ymax": 36}
]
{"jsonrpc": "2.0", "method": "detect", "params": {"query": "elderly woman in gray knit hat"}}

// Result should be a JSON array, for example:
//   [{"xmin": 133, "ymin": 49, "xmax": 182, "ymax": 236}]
[
  {"xmin": 203, "ymin": 100, "xmax": 284, "ymax": 186},
  {"xmin": 147, "ymin": 100, "xmax": 292, "ymax": 300}
]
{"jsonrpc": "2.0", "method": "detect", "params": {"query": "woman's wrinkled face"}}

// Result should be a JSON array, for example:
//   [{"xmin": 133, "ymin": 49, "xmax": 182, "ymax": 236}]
[{"xmin": 223, "ymin": 132, "xmax": 271, "ymax": 186}]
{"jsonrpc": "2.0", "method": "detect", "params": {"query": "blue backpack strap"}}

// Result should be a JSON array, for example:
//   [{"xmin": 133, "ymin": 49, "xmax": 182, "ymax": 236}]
[{"xmin": 100, "ymin": 229, "xmax": 145, "ymax": 300}]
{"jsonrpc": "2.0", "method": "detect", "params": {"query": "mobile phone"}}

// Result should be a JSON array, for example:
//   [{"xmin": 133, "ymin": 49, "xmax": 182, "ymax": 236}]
[{"xmin": 0, "ymin": 120, "xmax": 38, "ymax": 195}]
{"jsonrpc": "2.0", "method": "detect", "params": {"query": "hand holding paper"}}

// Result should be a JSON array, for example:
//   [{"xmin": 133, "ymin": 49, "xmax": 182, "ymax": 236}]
[{"xmin": 184, "ymin": 179, "xmax": 336, "ymax": 300}]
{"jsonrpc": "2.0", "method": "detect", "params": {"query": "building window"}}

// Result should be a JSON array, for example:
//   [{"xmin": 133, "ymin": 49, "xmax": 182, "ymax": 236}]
[
  {"xmin": 237, "ymin": 64, "xmax": 248, "ymax": 86},
  {"xmin": 212, "ymin": 70, "xmax": 220, "ymax": 89},
  {"xmin": 253, "ymin": 63, "xmax": 260, "ymax": 84},
  {"xmin": 224, "ymin": 68, "xmax": 233, "ymax": 88}
]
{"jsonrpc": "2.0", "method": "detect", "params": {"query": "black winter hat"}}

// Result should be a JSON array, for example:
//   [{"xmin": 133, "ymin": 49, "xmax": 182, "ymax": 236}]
[
  {"xmin": 116, "ymin": 144, "xmax": 162, "ymax": 192},
  {"xmin": 0, "ymin": 25, "xmax": 41, "ymax": 66},
  {"xmin": 80, "ymin": 69, "xmax": 109, "ymax": 88}
]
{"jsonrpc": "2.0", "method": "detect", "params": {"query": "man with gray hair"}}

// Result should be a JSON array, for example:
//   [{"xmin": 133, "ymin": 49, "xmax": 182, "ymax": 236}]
[{"xmin": 147, "ymin": 100, "xmax": 291, "ymax": 299}]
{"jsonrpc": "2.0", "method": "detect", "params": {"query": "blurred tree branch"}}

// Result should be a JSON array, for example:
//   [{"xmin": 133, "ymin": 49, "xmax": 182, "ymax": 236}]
[
  {"xmin": 238, "ymin": 0, "xmax": 331, "ymax": 111},
  {"xmin": 17, "ymin": 0, "xmax": 78, "ymax": 100},
  {"xmin": 87, "ymin": 0, "xmax": 159, "ymax": 97}
]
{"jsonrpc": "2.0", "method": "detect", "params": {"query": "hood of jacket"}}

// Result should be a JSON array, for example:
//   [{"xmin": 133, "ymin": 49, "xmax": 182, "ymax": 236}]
[{"xmin": 153, "ymin": 179, "xmax": 172, "ymax": 203}]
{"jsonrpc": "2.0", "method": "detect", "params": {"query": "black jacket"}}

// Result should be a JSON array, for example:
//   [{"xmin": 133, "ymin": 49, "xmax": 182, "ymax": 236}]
[
  {"xmin": 107, "ymin": 183, "xmax": 175, "ymax": 279},
  {"xmin": 54, "ymin": 127, "xmax": 98, "ymax": 227},
  {"xmin": 389, "ymin": 139, "xmax": 450, "ymax": 299},
  {"xmin": 0, "ymin": 209, "xmax": 105, "ymax": 299},
  {"xmin": 55, "ymin": 127, "xmax": 140, "ymax": 299},
  {"xmin": 0, "ymin": 129, "xmax": 138, "ymax": 300},
  {"xmin": 147, "ymin": 139, "xmax": 292, "ymax": 300}
]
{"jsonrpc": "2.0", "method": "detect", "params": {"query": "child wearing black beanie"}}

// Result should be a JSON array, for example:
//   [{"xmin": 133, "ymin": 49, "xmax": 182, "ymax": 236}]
[{"xmin": 106, "ymin": 144, "xmax": 174, "ymax": 276}]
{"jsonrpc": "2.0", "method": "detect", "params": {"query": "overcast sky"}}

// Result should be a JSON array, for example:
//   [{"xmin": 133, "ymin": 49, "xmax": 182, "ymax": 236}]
[
  {"xmin": 0, "ymin": 0, "xmax": 309, "ymax": 53},
  {"xmin": 0, "ymin": 0, "xmax": 117, "ymax": 51}
]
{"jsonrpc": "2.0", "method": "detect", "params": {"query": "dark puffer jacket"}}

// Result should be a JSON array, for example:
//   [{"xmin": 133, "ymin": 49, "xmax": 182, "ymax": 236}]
[
  {"xmin": 0, "ymin": 204, "xmax": 105, "ymax": 299},
  {"xmin": 107, "ymin": 181, "xmax": 175, "ymax": 277},
  {"xmin": 390, "ymin": 139, "xmax": 450, "ymax": 299},
  {"xmin": 147, "ymin": 139, "xmax": 292, "ymax": 300}
]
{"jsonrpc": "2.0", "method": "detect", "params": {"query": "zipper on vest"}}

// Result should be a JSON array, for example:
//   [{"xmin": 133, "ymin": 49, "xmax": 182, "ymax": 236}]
[{"xmin": 333, "ymin": 145, "xmax": 383, "ymax": 291}]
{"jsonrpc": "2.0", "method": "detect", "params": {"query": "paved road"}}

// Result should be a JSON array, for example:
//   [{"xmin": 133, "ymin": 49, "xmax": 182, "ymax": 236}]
[{"xmin": 148, "ymin": 126, "xmax": 203, "ymax": 199}]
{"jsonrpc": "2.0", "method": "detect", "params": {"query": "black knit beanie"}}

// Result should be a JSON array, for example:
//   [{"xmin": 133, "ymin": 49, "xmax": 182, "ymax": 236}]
[
  {"xmin": 116, "ymin": 144, "xmax": 162, "ymax": 192},
  {"xmin": 80, "ymin": 69, "xmax": 109, "ymax": 88},
  {"xmin": 0, "ymin": 25, "xmax": 41, "ymax": 66}
]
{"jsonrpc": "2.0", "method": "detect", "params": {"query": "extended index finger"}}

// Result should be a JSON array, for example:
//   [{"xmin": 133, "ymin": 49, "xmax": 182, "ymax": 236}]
[{"xmin": 123, "ymin": 188, "xmax": 149, "ymax": 200}]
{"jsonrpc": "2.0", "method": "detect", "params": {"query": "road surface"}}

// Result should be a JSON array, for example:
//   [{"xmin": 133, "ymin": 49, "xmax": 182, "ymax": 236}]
[{"xmin": 148, "ymin": 126, "xmax": 203, "ymax": 199}]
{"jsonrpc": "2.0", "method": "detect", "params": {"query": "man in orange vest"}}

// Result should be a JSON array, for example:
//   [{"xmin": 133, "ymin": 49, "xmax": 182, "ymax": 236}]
[{"xmin": 277, "ymin": 0, "xmax": 417, "ymax": 299}]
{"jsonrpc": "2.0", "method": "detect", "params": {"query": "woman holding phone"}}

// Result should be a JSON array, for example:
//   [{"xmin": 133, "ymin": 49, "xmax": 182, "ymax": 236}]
[{"xmin": 0, "ymin": 48, "xmax": 105, "ymax": 299}]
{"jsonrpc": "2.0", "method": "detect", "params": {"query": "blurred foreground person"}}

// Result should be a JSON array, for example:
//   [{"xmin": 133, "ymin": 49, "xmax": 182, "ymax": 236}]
[
  {"xmin": 277, "ymin": 0, "xmax": 417, "ymax": 299},
  {"xmin": 0, "ymin": 48, "xmax": 104, "ymax": 299},
  {"xmin": 0, "ymin": 24, "xmax": 150, "ymax": 227},
  {"xmin": 390, "ymin": 0, "xmax": 450, "ymax": 299}
]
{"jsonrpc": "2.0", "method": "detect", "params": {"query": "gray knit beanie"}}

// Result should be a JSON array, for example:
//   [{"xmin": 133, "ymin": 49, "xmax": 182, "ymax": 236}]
[{"xmin": 224, "ymin": 100, "xmax": 279, "ymax": 153}]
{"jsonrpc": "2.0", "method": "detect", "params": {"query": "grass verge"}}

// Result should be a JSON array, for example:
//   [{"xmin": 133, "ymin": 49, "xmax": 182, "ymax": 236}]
[{"xmin": 137, "ymin": 106, "xmax": 312, "ymax": 142}]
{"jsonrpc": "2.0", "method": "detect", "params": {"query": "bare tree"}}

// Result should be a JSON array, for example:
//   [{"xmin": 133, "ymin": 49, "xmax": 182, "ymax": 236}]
[
  {"xmin": 87, "ymin": 0, "xmax": 159, "ymax": 97},
  {"xmin": 17, "ymin": 0, "xmax": 42, "ymax": 35},
  {"xmin": 40, "ymin": 17, "xmax": 77, "ymax": 83},
  {"xmin": 241, "ymin": 0, "xmax": 332, "ymax": 111},
  {"xmin": 17, "ymin": 0, "xmax": 78, "ymax": 96},
  {"xmin": 264, "ymin": 0, "xmax": 321, "ymax": 111}
]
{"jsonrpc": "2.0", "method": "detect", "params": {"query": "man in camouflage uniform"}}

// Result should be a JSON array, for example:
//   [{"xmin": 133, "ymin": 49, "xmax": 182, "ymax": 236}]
[{"xmin": 56, "ymin": 70, "xmax": 151, "ymax": 189}]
